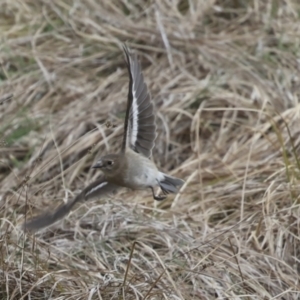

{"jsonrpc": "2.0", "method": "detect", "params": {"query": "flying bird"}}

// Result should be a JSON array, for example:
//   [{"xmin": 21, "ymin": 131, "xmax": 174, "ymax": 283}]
[{"xmin": 23, "ymin": 45, "xmax": 184, "ymax": 232}]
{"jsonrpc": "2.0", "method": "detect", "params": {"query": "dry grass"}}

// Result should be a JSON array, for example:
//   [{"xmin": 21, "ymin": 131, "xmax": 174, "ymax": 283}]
[{"xmin": 1, "ymin": 0, "xmax": 300, "ymax": 299}]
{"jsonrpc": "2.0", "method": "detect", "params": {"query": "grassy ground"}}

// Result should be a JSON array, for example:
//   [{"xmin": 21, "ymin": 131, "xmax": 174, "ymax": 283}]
[{"xmin": 1, "ymin": 0, "xmax": 300, "ymax": 299}]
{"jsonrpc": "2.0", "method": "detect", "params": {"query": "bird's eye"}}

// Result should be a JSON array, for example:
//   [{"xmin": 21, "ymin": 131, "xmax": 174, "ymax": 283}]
[{"xmin": 107, "ymin": 160, "xmax": 114, "ymax": 166}]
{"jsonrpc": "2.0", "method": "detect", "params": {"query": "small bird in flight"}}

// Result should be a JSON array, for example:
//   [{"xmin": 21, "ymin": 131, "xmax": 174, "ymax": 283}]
[{"xmin": 23, "ymin": 45, "xmax": 184, "ymax": 232}]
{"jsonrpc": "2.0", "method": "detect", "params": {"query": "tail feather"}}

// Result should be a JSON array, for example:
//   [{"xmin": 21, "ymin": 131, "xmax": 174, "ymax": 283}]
[{"xmin": 158, "ymin": 173, "xmax": 184, "ymax": 194}]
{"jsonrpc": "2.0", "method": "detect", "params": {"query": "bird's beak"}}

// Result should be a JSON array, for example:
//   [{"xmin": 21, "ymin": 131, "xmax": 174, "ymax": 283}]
[{"xmin": 92, "ymin": 160, "xmax": 103, "ymax": 169}]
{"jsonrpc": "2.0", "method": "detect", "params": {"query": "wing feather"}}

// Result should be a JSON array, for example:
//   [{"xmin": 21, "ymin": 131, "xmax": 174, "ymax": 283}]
[
  {"xmin": 121, "ymin": 45, "xmax": 156, "ymax": 158},
  {"xmin": 23, "ymin": 176, "xmax": 118, "ymax": 232}
]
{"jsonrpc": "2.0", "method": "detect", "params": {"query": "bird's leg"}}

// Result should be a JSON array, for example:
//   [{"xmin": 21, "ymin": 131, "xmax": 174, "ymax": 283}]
[{"xmin": 150, "ymin": 187, "xmax": 166, "ymax": 201}]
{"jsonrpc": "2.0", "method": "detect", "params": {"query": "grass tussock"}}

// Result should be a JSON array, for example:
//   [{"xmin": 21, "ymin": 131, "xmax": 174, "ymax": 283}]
[{"xmin": 1, "ymin": 0, "xmax": 300, "ymax": 299}]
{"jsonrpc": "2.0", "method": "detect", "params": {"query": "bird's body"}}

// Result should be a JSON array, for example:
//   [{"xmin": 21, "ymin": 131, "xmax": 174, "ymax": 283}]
[
  {"xmin": 102, "ymin": 149, "xmax": 162, "ymax": 190},
  {"xmin": 23, "ymin": 44, "xmax": 184, "ymax": 232}
]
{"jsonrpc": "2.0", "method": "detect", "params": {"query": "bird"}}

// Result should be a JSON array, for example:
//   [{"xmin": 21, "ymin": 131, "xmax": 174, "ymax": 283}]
[{"xmin": 23, "ymin": 45, "xmax": 184, "ymax": 232}]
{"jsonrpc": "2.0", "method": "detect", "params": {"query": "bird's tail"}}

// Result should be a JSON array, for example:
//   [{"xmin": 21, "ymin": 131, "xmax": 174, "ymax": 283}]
[{"xmin": 158, "ymin": 173, "xmax": 184, "ymax": 194}]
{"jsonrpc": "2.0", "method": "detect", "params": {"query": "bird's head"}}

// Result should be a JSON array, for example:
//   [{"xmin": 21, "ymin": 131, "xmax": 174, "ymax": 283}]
[{"xmin": 92, "ymin": 154, "xmax": 122, "ymax": 176}]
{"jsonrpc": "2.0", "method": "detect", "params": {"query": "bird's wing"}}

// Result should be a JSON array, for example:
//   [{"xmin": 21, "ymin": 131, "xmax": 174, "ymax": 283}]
[
  {"xmin": 23, "ymin": 176, "xmax": 118, "ymax": 232},
  {"xmin": 121, "ymin": 45, "xmax": 156, "ymax": 158}
]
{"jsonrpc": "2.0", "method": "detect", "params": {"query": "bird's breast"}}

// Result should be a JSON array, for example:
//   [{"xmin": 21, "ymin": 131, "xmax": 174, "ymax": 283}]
[{"xmin": 124, "ymin": 155, "xmax": 159, "ymax": 189}]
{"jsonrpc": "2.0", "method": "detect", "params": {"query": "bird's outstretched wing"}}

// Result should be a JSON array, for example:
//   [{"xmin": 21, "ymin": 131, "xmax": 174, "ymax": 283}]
[
  {"xmin": 23, "ymin": 176, "xmax": 118, "ymax": 232},
  {"xmin": 122, "ymin": 45, "xmax": 156, "ymax": 158}
]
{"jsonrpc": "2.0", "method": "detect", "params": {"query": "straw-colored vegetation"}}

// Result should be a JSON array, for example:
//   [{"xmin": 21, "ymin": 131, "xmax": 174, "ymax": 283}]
[{"xmin": 1, "ymin": 0, "xmax": 300, "ymax": 299}]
